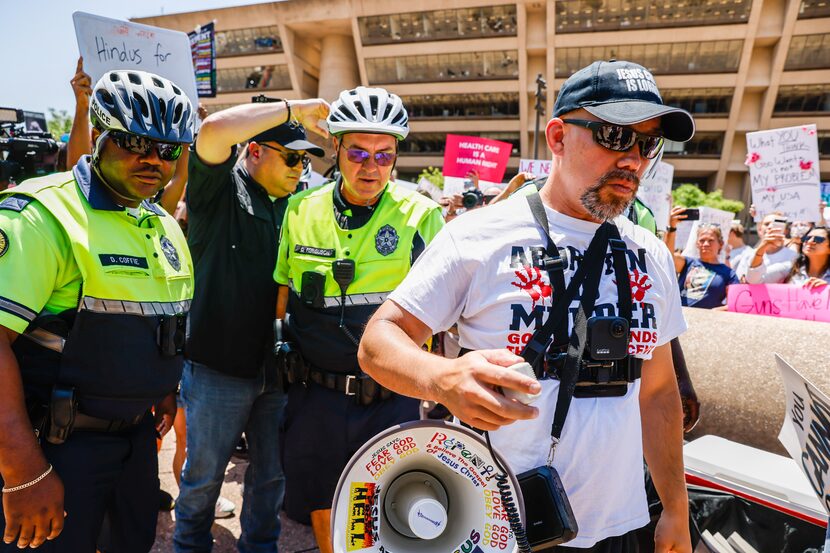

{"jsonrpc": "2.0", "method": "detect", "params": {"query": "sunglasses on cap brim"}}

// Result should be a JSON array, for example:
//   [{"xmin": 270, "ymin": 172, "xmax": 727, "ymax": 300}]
[
  {"xmin": 109, "ymin": 130, "xmax": 183, "ymax": 161},
  {"xmin": 562, "ymin": 119, "xmax": 664, "ymax": 159}
]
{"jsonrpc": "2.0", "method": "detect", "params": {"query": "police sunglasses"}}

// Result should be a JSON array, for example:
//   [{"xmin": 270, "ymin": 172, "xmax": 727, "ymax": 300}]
[
  {"xmin": 561, "ymin": 119, "xmax": 664, "ymax": 159},
  {"xmin": 109, "ymin": 130, "xmax": 184, "ymax": 161},
  {"xmin": 344, "ymin": 148, "xmax": 397, "ymax": 167},
  {"xmin": 258, "ymin": 143, "xmax": 310, "ymax": 168}
]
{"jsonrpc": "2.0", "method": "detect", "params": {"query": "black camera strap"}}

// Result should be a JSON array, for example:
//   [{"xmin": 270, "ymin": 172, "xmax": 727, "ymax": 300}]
[{"xmin": 521, "ymin": 193, "xmax": 634, "ymax": 454}]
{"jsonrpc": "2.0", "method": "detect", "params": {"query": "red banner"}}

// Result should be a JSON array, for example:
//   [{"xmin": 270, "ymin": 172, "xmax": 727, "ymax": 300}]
[{"xmin": 442, "ymin": 134, "xmax": 512, "ymax": 184}]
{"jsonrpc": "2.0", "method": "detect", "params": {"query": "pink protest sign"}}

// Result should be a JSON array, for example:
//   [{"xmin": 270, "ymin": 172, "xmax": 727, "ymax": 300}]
[
  {"xmin": 727, "ymin": 284, "xmax": 830, "ymax": 323},
  {"xmin": 442, "ymin": 134, "xmax": 512, "ymax": 184}
]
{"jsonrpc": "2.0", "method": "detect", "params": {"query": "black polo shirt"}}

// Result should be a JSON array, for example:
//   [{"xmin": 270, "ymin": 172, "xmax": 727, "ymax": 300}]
[{"xmin": 185, "ymin": 146, "xmax": 287, "ymax": 378}]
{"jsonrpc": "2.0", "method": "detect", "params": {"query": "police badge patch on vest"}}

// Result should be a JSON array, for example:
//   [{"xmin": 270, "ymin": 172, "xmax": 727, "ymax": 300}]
[
  {"xmin": 0, "ymin": 229, "xmax": 8, "ymax": 258},
  {"xmin": 375, "ymin": 224, "xmax": 399, "ymax": 256},
  {"xmin": 160, "ymin": 236, "xmax": 181, "ymax": 271}
]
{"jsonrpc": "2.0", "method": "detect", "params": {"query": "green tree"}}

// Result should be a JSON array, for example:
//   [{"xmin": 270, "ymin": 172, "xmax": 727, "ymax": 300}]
[
  {"xmin": 671, "ymin": 183, "xmax": 744, "ymax": 214},
  {"xmin": 46, "ymin": 108, "xmax": 73, "ymax": 139},
  {"xmin": 417, "ymin": 166, "xmax": 444, "ymax": 190}
]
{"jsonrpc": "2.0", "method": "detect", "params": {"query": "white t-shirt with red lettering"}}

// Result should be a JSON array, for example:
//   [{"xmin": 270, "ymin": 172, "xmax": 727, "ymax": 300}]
[{"xmin": 389, "ymin": 195, "xmax": 687, "ymax": 548}]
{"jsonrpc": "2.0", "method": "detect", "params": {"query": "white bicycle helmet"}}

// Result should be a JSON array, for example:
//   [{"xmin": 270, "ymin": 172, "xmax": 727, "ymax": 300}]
[
  {"xmin": 90, "ymin": 70, "xmax": 194, "ymax": 144},
  {"xmin": 327, "ymin": 86, "xmax": 409, "ymax": 141}
]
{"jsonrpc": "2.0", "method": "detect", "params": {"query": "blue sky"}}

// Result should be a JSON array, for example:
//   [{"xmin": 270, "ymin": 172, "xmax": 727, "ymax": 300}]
[{"xmin": 2, "ymin": 1, "xmax": 275, "ymax": 118}]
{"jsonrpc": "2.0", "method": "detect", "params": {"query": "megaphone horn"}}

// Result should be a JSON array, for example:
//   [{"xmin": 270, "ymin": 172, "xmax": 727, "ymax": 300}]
[{"xmin": 331, "ymin": 420, "xmax": 525, "ymax": 553}]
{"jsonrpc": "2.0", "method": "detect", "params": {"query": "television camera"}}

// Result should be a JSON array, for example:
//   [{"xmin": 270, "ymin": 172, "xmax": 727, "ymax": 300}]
[{"xmin": 1, "ymin": 107, "xmax": 60, "ymax": 188}]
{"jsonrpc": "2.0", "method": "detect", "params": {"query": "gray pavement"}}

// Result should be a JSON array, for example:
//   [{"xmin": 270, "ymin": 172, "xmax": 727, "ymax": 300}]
[{"xmin": 152, "ymin": 431, "xmax": 318, "ymax": 553}]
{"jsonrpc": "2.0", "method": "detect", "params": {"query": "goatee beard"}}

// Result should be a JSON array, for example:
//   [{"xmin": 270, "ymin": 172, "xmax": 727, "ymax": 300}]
[{"xmin": 580, "ymin": 169, "xmax": 640, "ymax": 221}]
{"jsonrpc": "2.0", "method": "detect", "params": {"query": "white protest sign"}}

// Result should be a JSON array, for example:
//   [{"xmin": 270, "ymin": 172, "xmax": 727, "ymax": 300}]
[
  {"xmin": 417, "ymin": 177, "xmax": 443, "ymax": 201},
  {"xmin": 636, "ymin": 161, "xmax": 673, "ymax": 231},
  {"xmin": 519, "ymin": 159, "xmax": 552, "ymax": 177},
  {"xmin": 73, "ymin": 12, "xmax": 199, "ymax": 109},
  {"xmin": 746, "ymin": 124, "xmax": 822, "ymax": 222},
  {"xmin": 777, "ymin": 355, "xmax": 830, "ymax": 514},
  {"xmin": 679, "ymin": 206, "xmax": 734, "ymax": 263}
]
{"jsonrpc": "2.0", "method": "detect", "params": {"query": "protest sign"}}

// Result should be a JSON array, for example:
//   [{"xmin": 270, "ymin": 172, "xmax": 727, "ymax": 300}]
[
  {"xmin": 189, "ymin": 22, "xmax": 216, "ymax": 98},
  {"xmin": 745, "ymin": 124, "xmax": 821, "ymax": 223},
  {"xmin": 416, "ymin": 177, "xmax": 443, "ymax": 202},
  {"xmin": 777, "ymin": 355, "xmax": 830, "ymax": 513},
  {"xmin": 443, "ymin": 134, "xmax": 512, "ymax": 195},
  {"xmin": 636, "ymin": 161, "xmax": 674, "ymax": 231},
  {"xmin": 727, "ymin": 284, "xmax": 830, "ymax": 323},
  {"xmin": 73, "ymin": 12, "xmax": 199, "ymax": 109},
  {"xmin": 822, "ymin": 183, "xmax": 830, "ymax": 221},
  {"xmin": 678, "ymin": 206, "xmax": 733, "ymax": 263},
  {"xmin": 519, "ymin": 158, "xmax": 551, "ymax": 177}
]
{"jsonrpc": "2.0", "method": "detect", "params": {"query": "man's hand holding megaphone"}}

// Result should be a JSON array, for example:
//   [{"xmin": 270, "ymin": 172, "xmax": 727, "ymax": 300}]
[{"xmin": 432, "ymin": 349, "xmax": 542, "ymax": 430}]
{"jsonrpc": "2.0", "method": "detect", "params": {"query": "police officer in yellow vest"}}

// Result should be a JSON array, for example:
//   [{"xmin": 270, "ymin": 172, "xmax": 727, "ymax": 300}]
[
  {"xmin": 0, "ymin": 70, "xmax": 194, "ymax": 552},
  {"xmin": 274, "ymin": 87, "xmax": 444, "ymax": 552}
]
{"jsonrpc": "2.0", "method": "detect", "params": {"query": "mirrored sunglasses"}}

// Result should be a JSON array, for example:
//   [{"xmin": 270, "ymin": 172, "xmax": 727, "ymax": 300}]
[
  {"xmin": 345, "ymin": 148, "xmax": 397, "ymax": 167},
  {"xmin": 562, "ymin": 119, "xmax": 664, "ymax": 159},
  {"xmin": 109, "ymin": 130, "xmax": 183, "ymax": 161}
]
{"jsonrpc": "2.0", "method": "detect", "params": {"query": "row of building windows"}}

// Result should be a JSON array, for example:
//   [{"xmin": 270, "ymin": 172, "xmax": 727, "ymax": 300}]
[
  {"xmin": 664, "ymin": 132, "xmax": 724, "ymax": 157},
  {"xmin": 366, "ymin": 50, "xmax": 519, "ymax": 84},
  {"xmin": 774, "ymin": 84, "xmax": 830, "ymax": 114},
  {"xmin": 799, "ymin": 0, "xmax": 830, "ymax": 19},
  {"xmin": 555, "ymin": 40, "xmax": 744, "ymax": 77},
  {"xmin": 401, "ymin": 93, "xmax": 520, "ymax": 118},
  {"xmin": 662, "ymin": 87, "xmax": 733, "ymax": 115},
  {"xmin": 215, "ymin": 65, "xmax": 291, "ymax": 93},
  {"xmin": 785, "ymin": 33, "xmax": 830, "ymax": 71},
  {"xmin": 358, "ymin": 5, "xmax": 516, "ymax": 45},
  {"xmin": 554, "ymin": 0, "xmax": 751, "ymax": 33},
  {"xmin": 215, "ymin": 26, "xmax": 282, "ymax": 57}
]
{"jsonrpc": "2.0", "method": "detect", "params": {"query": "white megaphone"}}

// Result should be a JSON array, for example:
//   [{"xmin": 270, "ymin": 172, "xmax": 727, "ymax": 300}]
[{"xmin": 331, "ymin": 420, "xmax": 526, "ymax": 553}]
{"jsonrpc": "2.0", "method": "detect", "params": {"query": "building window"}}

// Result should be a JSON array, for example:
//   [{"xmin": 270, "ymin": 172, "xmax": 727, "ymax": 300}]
[
  {"xmin": 555, "ymin": 0, "xmax": 752, "ymax": 33},
  {"xmin": 402, "ymin": 93, "xmax": 519, "ymax": 119},
  {"xmin": 399, "ymin": 132, "xmax": 520, "ymax": 156},
  {"xmin": 819, "ymin": 132, "xmax": 830, "ymax": 157},
  {"xmin": 216, "ymin": 65, "xmax": 291, "ymax": 93},
  {"xmin": 785, "ymin": 34, "xmax": 830, "ymax": 70},
  {"xmin": 663, "ymin": 132, "xmax": 724, "ymax": 157},
  {"xmin": 366, "ymin": 50, "xmax": 519, "ymax": 84},
  {"xmin": 215, "ymin": 26, "xmax": 283, "ymax": 57},
  {"xmin": 798, "ymin": 0, "xmax": 830, "ymax": 19},
  {"xmin": 661, "ymin": 88, "xmax": 734, "ymax": 116},
  {"xmin": 555, "ymin": 40, "xmax": 743, "ymax": 77},
  {"xmin": 358, "ymin": 5, "xmax": 517, "ymax": 45},
  {"xmin": 774, "ymin": 84, "xmax": 830, "ymax": 114}
]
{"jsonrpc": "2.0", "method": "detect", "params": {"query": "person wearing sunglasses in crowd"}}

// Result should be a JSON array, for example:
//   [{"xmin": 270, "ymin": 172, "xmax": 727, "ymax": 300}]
[
  {"xmin": 360, "ymin": 60, "xmax": 696, "ymax": 553},
  {"xmin": 272, "ymin": 86, "xmax": 443, "ymax": 553},
  {"xmin": 0, "ymin": 70, "xmax": 194, "ymax": 552},
  {"xmin": 785, "ymin": 225, "xmax": 830, "ymax": 290},
  {"xmin": 172, "ymin": 97, "xmax": 329, "ymax": 553}
]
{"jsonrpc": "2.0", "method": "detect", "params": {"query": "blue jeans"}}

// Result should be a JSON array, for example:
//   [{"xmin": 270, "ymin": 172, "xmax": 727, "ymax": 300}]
[{"xmin": 173, "ymin": 361, "xmax": 287, "ymax": 553}]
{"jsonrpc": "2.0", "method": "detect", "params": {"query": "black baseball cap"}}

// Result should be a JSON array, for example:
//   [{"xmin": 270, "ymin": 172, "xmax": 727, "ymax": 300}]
[
  {"xmin": 553, "ymin": 59, "xmax": 695, "ymax": 142},
  {"xmin": 250, "ymin": 122, "xmax": 324, "ymax": 157}
]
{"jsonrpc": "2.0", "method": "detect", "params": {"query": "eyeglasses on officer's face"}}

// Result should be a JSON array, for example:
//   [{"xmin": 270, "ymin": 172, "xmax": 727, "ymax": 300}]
[
  {"xmin": 561, "ymin": 119, "xmax": 664, "ymax": 159},
  {"xmin": 257, "ymin": 143, "xmax": 310, "ymax": 168},
  {"xmin": 109, "ymin": 130, "xmax": 183, "ymax": 161},
  {"xmin": 339, "ymin": 145, "xmax": 397, "ymax": 167}
]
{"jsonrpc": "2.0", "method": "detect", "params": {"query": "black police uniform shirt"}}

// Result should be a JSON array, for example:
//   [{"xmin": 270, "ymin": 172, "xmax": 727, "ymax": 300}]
[
  {"xmin": 186, "ymin": 146, "xmax": 287, "ymax": 378},
  {"xmin": 388, "ymin": 197, "xmax": 686, "ymax": 548}
]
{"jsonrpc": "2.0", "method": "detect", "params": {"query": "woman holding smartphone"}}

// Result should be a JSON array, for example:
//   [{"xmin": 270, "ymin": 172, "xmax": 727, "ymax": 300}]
[{"xmin": 786, "ymin": 225, "xmax": 830, "ymax": 289}]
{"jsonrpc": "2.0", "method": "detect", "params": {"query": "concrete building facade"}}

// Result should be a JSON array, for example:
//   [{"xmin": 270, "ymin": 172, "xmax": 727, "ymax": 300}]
[{"xmin": 135, "ymin": 0, "xmax": 830, "ymax": 209}]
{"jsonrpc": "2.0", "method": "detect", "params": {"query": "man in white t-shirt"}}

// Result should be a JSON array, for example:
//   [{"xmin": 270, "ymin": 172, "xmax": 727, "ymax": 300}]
[{"xmin": 359, "ymin": 59, "xmax": 695, "ymax": 553}]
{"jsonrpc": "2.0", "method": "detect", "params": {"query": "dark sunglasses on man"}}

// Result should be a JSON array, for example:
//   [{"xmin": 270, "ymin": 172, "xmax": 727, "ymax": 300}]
[
  {"xmin": 109, "ymin": 130, "xmax": 184, "ymax": 161},
  {"xmin": 562, "ymin": 119, "xmax": 665, "ymax": 159},
  {"xmin": 257, "ymin": 143, "xmax": 310, "ymax": 168}
]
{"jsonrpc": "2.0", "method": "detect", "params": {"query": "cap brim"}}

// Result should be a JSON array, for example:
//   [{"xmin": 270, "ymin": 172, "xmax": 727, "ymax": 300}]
[
  {"xmin": 584, "ymin": 102, "xmax": 695, "ymax": 142},
  {"xmin": 282, "ymin": 139, "xmax": 325, "ymax": 157}
]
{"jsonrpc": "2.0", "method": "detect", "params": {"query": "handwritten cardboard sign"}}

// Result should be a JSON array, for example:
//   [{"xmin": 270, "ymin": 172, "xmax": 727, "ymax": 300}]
[
  {"xmin": 676, "ymin": 206, "xmax": 733, "ymax": 263},
  {"xmin": 745, "ymin": 124, "xmax": 822, "ymax": 223},
  {"xmin": 518, "ymin": 159, "xmax": 552, "ymax": 177},
  {"xmin": 443, "ymin": 134, "xmax": 512, "ymax": 194},
  {"xmin": 777, "ymin": 355, "xmax": 830, "ymax": 513},
  {"xmin": 727, "ymin": 284, "xmax": 830, "ymax": 323},
  {"xmin": 73, "ymin": 12, "xmax": 199, "ymax": 109},
  {"xmin": 636, "ymin": 161, "xmax": 673, "ymax": 232}
]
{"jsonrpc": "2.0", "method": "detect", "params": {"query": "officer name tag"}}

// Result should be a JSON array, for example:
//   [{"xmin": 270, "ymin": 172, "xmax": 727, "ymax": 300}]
[
  {"xmin": 99, "ymin": 254, "xmax": 150, "ymax": 269},
  {"xmin": 295, "ymin": 245, "xmax": 335, "ymax": 258}
]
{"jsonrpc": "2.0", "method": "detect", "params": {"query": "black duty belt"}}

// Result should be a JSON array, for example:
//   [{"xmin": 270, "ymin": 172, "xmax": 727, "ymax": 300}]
[
  {"xmin": 285, "ymin": 362, "xmax": 393, "ymax": 406},
  {"xmin": 72, "ymin": 411, "xmax": 145, "ymax": 433}
]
